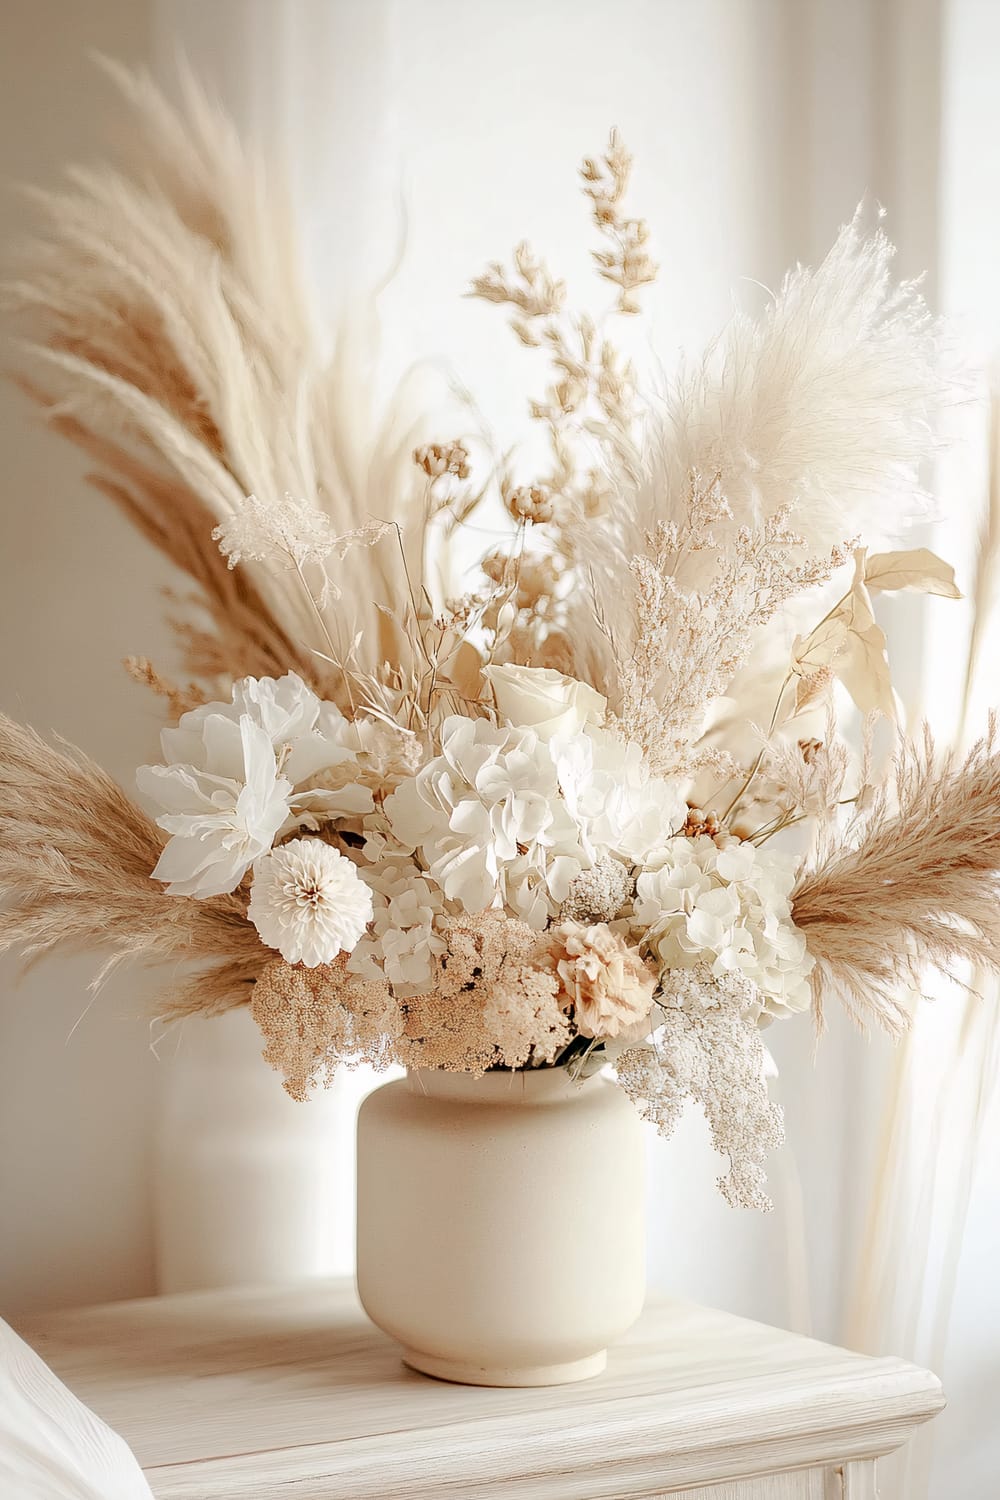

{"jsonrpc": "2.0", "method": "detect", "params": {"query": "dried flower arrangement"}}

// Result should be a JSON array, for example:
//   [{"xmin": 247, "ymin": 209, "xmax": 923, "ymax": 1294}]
[{"xmin": 1, "ymin": 65, "xmax": 992, "ymax": 1210}]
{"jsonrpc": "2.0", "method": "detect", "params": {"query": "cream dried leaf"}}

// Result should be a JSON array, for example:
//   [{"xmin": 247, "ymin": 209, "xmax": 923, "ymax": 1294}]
[
  {"xmin": 791, "ymin": 551, "xmax": 895, "ymax": 719},
  {"xmin": 791, "ymin": 617, "xmax": 850, "ymax": 675},
  {"xmin": 864, "ymin": 546, "xmax": 962, "ymax": 598},
  {"xmin": 835, "ymin": 619, "xmax": 895, "ymax": 718}
]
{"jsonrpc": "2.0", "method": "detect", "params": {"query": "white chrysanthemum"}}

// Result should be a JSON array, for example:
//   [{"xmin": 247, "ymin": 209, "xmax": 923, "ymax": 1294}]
[
  {"xmin": 383, "ymin": 716, "xmax": 587, "ymax": 927},
  {"xmin": 249, "ymin": 838, "xmax": 374, "ymax": 967},
  {"xmin": 347, "ymin": 858, "xmax": 448, "ymax": 993},
  {"xmin": 138, "ymin": 716, "xmax": 292, "ymax": 898},
  {"xmin": 633, "ymin": 835, "xmax": 814, "ymax": 1018}
]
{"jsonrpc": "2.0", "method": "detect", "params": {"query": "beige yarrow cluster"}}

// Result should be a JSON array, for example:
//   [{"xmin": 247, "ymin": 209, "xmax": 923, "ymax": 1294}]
[{"xmin": 254, "ymin": 907, "xmax": 656, "ymax": 1096}]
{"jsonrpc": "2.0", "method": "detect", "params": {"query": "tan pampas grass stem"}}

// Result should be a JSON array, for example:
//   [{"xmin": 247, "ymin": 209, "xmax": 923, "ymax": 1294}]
[
  {"xmin": 5, "ymin": 58, "xmax": 431, "ymax": 704},
  {"xmin": 792, "ymin": 719, "xmax": 1000, "ymax": 1034},
  {"xmin": 0, "ymin": 715, "xmax": 264, "ymax": 1010}
]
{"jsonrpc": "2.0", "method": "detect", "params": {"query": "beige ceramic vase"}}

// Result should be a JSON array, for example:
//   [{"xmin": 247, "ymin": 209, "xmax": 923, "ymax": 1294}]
[{"xmin": 356, "ymin": 1064, "xmax": 646, "ymax": 1387}]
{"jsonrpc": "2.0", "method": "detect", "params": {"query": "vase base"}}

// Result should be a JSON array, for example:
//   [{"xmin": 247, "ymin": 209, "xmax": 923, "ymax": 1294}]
[{"xmin": 400, "ymin": 1346, "xmax": 608, "ymax": 1388}]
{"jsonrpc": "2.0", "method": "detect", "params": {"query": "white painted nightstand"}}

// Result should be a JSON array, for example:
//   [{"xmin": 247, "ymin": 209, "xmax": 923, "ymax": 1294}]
[{"xmin": 16, "ymin": 1278, "xmax": 943, "ymax": 1498}]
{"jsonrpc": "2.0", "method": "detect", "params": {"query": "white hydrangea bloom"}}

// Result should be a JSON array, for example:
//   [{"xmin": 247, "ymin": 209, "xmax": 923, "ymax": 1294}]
[
  {"xmin": 554, "ymin": 726, "xmax": 686, "ymax": 864},
  {"xmin": 347, "ymin": 858, "xmax": 448, "ymax": 993},
  {"xmin": 383, "ymin": 716, "xmax": 587, "ymax": 928},
  {"xmin": 633, "ymin": 835, "xmax": 814, "ymax": 1018},
  {"xmin": 138, "ymin": 717, "xmax": 293, "ymax": 897},
  {"xmin": 248, "ymin": 837, "xmax": 373, "ymax": 967}
]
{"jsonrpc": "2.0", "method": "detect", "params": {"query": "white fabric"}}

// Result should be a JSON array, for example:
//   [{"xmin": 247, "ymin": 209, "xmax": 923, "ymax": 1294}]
[{"xmin": 0, "ymin": 1316, "xmax": 152, "ymax": 1500}]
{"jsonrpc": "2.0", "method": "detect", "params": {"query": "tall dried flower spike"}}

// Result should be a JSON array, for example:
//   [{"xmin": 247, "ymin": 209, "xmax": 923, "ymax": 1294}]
[
  {"xmin": 468, "ymin": 241, "xmax": 565, "ymax": 346},
  {"xmin": 581, "ymin": 129, "xmax": 658, "ymax": 314}
]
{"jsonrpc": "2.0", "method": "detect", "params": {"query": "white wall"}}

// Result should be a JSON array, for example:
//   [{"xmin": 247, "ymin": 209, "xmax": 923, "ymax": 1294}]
[{"xmin": 0, "ymin": 0, "xmax": 165, "ymax": 1315}]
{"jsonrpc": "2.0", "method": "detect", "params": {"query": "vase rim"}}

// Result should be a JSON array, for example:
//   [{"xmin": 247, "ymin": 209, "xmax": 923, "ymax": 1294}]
[{"xmin": 403, "ymin": 1063, "xmax": 601, "ymax": 1104}]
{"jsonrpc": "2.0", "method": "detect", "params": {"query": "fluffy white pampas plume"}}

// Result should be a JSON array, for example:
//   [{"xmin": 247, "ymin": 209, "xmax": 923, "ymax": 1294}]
[{"xmin": 638, "ymin": 210, "xmax": 949, "ymax": 554}]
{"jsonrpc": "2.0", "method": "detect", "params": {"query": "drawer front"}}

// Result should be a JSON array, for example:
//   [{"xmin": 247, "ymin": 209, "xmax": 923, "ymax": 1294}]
[{"xmin": 643, "ymin": 1459, "xmax": 876, "ymax": 1499}]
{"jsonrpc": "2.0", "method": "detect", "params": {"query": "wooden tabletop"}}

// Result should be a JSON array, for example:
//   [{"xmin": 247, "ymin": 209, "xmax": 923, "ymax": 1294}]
[{"xmin": 14, "ymin": 1279, "xmax": 944, "ymax": 1499}]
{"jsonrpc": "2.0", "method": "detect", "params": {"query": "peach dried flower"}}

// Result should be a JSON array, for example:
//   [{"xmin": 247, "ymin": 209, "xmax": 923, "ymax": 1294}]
[{"xmin": 542, "ymin": 920, "xmax": 656, "ymax": 1040}]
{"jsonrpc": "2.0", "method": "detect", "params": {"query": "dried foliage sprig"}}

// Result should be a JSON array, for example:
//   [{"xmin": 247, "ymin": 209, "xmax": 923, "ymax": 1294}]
[
  {"xmin": 467, "ymin": 130, "xmax": 652, "ymax": 567},
  {"xmin": 617, "ymin": 968, "xmax": 784, "ymax": 1212},
  {"xmin": 580, "ymin": 129, "xmax": 658, "ymax": 314},
  {"xmin": 604, "ymin": 480, "xmax": 854, "ymax": 777}
]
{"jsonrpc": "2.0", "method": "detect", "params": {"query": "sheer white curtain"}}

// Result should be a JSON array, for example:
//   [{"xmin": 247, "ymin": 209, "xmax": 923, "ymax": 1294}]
[
  {"xmin": 153, "ymin": 3, "xmax": 998, "ymax": 1494},
  {"xmin": 845, "ymin": 8, "xmax": 1000, "ymax": 1497}
]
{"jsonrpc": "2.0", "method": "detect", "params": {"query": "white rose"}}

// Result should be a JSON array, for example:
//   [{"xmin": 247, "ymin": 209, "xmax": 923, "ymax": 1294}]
[{"xmin": 483, "ymin": 664, "xmax": 606, "ymax": 742}]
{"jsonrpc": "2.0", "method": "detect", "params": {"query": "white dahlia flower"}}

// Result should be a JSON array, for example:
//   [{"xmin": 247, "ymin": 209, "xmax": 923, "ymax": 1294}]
[
  {"xmin": 633, "ymin": 835, "xmax": 814, "ymax": 1018},
  {"xmin": 249, "ymin": 838, "xmax": 374, "ymax": 967}
]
